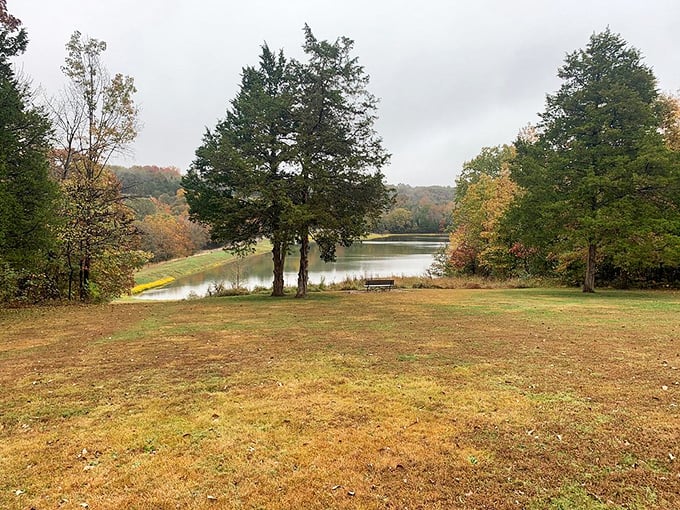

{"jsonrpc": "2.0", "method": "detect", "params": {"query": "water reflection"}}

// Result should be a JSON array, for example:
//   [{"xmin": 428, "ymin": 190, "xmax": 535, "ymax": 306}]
[{"xmin": 137, "ymin": 235, "xmax": 447, "ymax": 300}]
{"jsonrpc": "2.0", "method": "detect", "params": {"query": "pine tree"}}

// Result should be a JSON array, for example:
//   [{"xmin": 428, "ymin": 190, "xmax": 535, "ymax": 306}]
[
  {"xmin": 183, "ymin": 45, "xmax": 296, "ymax": 296},
  {"xmin": 291, "ymin": 26, "xmax": 391, "ymax": 297},
  {"xmin": 511, "ymin": 29, "xmax": 680, "ymax": 291},
  {"xmin": 0, "ymin": 1, "xmax": 58, "ymax": 302},
  {"xmin": 184, "ymin": 27, "xmax": 392, "ymax": 298}
]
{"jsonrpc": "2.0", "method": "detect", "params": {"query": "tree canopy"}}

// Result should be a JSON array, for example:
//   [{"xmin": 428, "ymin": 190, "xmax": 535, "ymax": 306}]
[
  {"xmin": 184, "ymin": 26, "xmax": 391, "ymax": 297},
  {"xmin": 510, "ymin": 29, "xmax": 680, "ymax": 291},
  {"xmin": 0, "ymin": 1, "xmax": 58, "ymax": 302}
]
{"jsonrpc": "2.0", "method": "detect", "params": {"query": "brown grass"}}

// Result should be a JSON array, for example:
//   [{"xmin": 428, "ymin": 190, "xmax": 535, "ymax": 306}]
[{"xmin": 1, "ymin": 289, "xmax": 679, "ymax": 509}]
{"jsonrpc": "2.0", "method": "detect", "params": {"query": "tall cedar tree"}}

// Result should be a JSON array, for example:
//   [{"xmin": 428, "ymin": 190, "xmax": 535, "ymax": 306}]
[
  {"xmin": 291, "ymin": 26, "xmax": 391, "ymax": 297},
  {"xmin": 184, "ymin": 27, "xmax": 391, "ymax": 298},
  {"xmin": 50, "ymin": 32, "xmax": 145, "ymax": 301},
  {"xmin": 511, "ymin": 29, "xmax": 679, "ymax": 292},
  {"xmin": 183, "ymin": 45, "xmax": 295, "ymax": 296},
  {"xmin": 0, "ymin": 1, "xmax": 57, "ymax": 298}
]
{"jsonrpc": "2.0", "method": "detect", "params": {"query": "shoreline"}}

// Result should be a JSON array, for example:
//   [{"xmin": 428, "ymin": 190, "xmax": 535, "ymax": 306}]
[{"xmin": 131, "ymin": 232, "xmax": 439, "ymax": 295}]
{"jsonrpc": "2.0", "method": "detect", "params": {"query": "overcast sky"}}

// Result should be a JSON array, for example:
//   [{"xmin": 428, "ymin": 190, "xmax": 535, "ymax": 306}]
[{"xmin": 10, "ymin": 0, "xmax": 680, "ymax": 186}]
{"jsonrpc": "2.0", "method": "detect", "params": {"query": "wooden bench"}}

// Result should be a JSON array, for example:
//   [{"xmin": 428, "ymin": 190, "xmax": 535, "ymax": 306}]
[{"xmin": 364, "ymin": 279, "xmax": 395, "ymax": 291}]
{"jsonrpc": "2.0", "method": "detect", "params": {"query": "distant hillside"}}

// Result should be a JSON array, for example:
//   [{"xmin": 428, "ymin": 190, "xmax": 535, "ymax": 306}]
[
  {"xmin": 110, "ymin": 165, "xmax": 182, "ymax": 198},
  {"xmin": 109, "ymin": 166, "xmax": 454, "ymax": 236},
  {"xmin": 110, "ymin": 165, "xmax": 211, "ymax": 262},
  {"xmin": 378, "ymin": 184, "xmax": 455, "ymax": 233}
]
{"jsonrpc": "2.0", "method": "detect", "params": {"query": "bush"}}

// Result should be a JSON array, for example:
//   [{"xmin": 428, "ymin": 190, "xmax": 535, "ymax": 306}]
[
  {"xmin": 206, "ymin": 281, "xmax": 249, "ymax": 297},
  {"xmin": 0, "ymin": 262, "xmax": 62, "ymax": 305},
  {"xmin": 0, "ymin": 263, "xmax": 19, "ymax": 304}
]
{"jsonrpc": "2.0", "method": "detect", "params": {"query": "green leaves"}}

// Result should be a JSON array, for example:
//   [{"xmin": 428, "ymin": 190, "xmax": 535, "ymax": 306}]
[
  {"xmin": 0, "ymin": 5, "xmax": 57, "ymax": 302},
  {"xmin": 510, "ymin": 29, "xmax": 679, "ymax": 290},
  {"xmin": 184, "ymin": 26, "xmax": 391, "ymax": 297}
]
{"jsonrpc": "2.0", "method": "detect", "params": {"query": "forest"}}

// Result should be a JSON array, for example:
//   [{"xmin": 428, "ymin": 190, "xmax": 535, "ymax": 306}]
[{"xmin": 1, "ymin": 0, "xmax": 679, "ymax": 303}]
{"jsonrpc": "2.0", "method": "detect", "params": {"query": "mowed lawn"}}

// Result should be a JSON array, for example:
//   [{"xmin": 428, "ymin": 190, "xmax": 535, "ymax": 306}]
[{"xmin": 1, "ymin": 289, "xmax": 679, "ymax": 509}]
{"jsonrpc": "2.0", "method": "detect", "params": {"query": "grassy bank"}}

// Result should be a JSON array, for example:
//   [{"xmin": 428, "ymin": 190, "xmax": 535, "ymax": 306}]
[
  {"xmin": 133, "ymin": 240, "xmax": 273, "ymax": 287},
  {"xmin": 2, "ymin": 288, "xmax": 679, "ymax": 509}
]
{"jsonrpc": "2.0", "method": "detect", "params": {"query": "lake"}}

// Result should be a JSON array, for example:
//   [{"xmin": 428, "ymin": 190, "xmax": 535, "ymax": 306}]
[{"xmin": 136, "ymin": 234, "xmax": 447, "ymax": 300}]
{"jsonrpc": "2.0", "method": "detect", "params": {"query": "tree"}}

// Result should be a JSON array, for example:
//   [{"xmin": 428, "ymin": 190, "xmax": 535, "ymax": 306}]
[
  {"xmin": 0, "ymin": 1, "xmax": 58, "ymax": 302},
  {"xmin": 446, "ymin": 145, "xmax": 519, "ymax": 277},
  {"xmin": 381, "ymin": 207, "xmax": 414, "ymax": 233},
  {"xmin": 51, "ymin": 31, "xmax": 138, "ymax": 180},
  {"xmin": 57, "ymin": 169, "xmax": 146, "ymax": 300},
  {"xmin": 290, "ymin": 26, "xmax": 391, "ymax": 297},
  {"xmin": 660, "ymin": 92, "xmax": 680, "ymax": 151},
  {"xmin": 510, "ymin": 29, "xmax": 680, "ymax": 292},
  {"xmin": 448, "ymin": 171, "xmax": 519, "ymax": 276},
  {"xmin": 183, "ymin": 44, "xmax": 295, "ymax": 296},
  {"xmin": 455, "ymin": 144, "xmax": 515, "ymax": 202},
  {"xmin": 137, "ymin": 199, "xmax": 197, "ymax": 262},
  {"xmin": 49, "ymin": 31, "xmax": 146, "ymax": 300},
  {"xmin": 184, "ymin": 27, "xmax": 391, "ymax": 298}
]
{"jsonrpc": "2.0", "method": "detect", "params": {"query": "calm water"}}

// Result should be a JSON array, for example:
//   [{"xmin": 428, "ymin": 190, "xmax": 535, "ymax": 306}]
[{"xmin": 136, "ymin": 235, "xmax": 447, "ymax": 300}]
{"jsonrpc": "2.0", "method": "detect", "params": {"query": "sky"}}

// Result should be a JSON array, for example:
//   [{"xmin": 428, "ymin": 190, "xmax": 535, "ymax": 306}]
[{"xmin": 10, "ymin": 0, "xmax": 680, "ymax": 186}]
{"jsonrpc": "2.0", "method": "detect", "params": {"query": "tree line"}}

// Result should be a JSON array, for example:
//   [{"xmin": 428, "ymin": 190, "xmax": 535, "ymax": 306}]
[
  {"xmin": 376, "ymin": 184, "xmax": 454, "ymax": 233},
  {"xmin": 5, "ymin": 2, "xmax": 676, "ymax": 303},
  {"xmin": 443, "ymin": 29, "xmax": 680, "ymax": 291},
  {"xmin": 1, "ymin": 3, "xmax": 147, "ymax": 303}
]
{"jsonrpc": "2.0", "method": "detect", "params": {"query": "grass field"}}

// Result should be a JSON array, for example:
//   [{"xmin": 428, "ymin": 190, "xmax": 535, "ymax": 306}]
[{"xmin": 1, "ymin": 288, "xmax": 679, "ymax": 509}]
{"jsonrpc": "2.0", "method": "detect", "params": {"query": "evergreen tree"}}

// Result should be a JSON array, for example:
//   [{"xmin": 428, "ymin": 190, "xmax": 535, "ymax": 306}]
[
  {"xmin": 510, "ymin": 29, "xmax": 680, "ymax": 292},
  {"xmin": 184, "ymin": 27, "xmax": 391, "ymax": 298},
  {"xmin": 183, "ymin": 45, "xmax": 295, "ymax": 296},
  {"xmin": 291, "ymin": 26, "xmax": 391, "ymax": 297},
  {"xmin": 0, "ymin": 1, "xmax": 57, "ymax": 301}
]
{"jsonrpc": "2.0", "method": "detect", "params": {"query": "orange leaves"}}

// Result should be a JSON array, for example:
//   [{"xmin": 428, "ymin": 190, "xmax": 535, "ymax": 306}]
[{"xmin": 138, "ymin": 213, "xmax": 196, "ymax": 262}]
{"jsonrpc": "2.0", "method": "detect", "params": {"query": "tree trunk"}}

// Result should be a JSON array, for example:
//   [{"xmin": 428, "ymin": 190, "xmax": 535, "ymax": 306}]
[
  {"xmin": 296, "ymin": 230, "xmax": 309, "ymax": 298},
  {"xmin": 66, "ymin": 246, "xmax": 74, "ymax": 301},
  {"xmin": 271, "ymin": 241, "xmax": 286, "ymax": 297},
  {"xmin": 79, "ymin": 255, "xmax": 91, "ymax": 301},
  {"xmin": 583, "ymin": 243, "xmax": 596, "ymax": 293}
]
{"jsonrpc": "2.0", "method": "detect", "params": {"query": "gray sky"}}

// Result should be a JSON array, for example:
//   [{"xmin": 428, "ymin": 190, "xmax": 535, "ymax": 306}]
[{"xmin": 11, "ymin": 0, "xmax": 680, "ymax": 186}]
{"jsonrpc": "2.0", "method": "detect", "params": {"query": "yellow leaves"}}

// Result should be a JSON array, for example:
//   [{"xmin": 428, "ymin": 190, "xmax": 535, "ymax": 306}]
[
  {"xmin": 448, "ymin": 170, "xmax": 520, "ymax": 275},
  {"xmin": 138, "ymin": 212, "xmax": 198, "ymax": 262},
  {"xmin": 659, "ymin": 92, "xmax": 680, "ymax": 151},
  {"xmin": 130, "ymin": 277, "xmax": 175, "ymax": 295}
]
